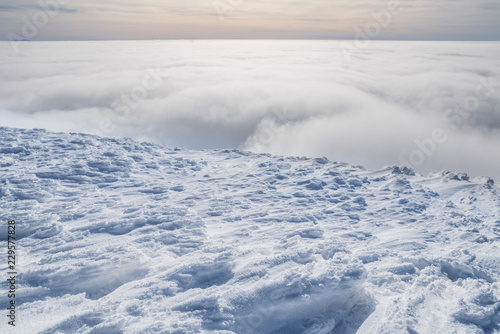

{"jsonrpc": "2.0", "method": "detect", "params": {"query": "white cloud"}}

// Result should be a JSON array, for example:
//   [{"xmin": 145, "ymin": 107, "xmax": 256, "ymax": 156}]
[{"xmin": 1, "ymin": 40, "xmax": 499, "ymax": 179}]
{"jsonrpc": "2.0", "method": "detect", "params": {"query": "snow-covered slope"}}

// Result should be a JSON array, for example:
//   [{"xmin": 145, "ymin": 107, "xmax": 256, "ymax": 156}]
[{"xmin": 1, "ymin": 127, "xmax": 499, "ymax": 334}]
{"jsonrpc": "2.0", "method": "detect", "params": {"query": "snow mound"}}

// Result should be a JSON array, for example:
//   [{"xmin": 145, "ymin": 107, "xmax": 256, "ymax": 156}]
[{"xmin": 0, "ymin": 127, "xmax": 499, "ymax": 334}]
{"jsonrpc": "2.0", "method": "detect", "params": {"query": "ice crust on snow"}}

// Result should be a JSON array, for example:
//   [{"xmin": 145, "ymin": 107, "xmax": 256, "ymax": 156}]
[{"xmin": 0, "ymin": 127, "xmax": 499, "ymax": 334}]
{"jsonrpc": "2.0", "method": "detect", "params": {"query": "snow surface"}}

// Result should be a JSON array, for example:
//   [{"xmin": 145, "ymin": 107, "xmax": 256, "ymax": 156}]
[{"xmin": 1, "ymin": 127, "xmax": 499, "ymax": 334}]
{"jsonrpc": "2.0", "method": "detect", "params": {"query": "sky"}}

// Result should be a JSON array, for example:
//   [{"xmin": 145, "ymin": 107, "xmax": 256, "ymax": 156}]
[
  {"xmin": 0, "ymin": 0, "xmax": 500, "ymax": 41},
  {"xmin": 1, "ymin": 40, "xmax": 500, "ymax": 180}
]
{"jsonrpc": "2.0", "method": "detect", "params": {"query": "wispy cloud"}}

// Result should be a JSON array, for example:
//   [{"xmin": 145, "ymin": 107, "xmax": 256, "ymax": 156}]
[
  {"xmin": 0, "ymin": 3, "xmax": 76, "ymax": 13},
  {"xmin": 0, "ymin": 0, "xmax": 498, "ymax": 40}
]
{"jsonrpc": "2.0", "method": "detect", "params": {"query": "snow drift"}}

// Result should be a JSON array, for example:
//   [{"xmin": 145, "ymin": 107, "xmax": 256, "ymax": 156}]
[{"xmin": 0, "ymin": 127, "xmax": 499, "ymax": 333}]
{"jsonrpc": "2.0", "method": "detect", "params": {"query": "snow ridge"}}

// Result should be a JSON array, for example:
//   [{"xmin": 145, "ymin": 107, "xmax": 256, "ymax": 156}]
[{"xmin": 0, "ymin": 127, "xmax": 499, "ymax": 334}]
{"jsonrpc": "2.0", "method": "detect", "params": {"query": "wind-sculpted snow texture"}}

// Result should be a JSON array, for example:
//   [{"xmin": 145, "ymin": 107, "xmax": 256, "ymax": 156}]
[{"xmin": 0, "ymin": 127, "xmax": 499, "ymax": 334}]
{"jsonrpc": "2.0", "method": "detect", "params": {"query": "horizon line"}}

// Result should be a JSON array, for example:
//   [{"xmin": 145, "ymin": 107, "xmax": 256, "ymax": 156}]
[{"xmin": 3, "ymin": 38, "xmax": 500, "ymax": 42}]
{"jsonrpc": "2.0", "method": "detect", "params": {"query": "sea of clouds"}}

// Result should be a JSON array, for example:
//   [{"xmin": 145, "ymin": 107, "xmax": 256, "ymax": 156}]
[{"xmin": 1, "ymin": 40, "xmax": 499, "ymax": 179}]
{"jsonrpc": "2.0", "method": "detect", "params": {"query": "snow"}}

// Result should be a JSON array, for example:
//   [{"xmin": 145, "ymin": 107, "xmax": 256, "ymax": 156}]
[{"xmin": 0, "ymin": 126, "xmax": 499, "ymax": 333}]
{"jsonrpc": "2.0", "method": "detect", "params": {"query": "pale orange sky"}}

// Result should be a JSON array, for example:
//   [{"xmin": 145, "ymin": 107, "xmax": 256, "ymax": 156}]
[{"xmin": 1, "ymin": 0, "xmax": 500, "ymax": 40}]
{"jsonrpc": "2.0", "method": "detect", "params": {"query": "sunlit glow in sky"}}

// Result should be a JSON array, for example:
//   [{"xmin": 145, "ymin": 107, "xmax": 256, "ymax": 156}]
[{"xmin": 1, "ymin": 0, "xmax": 499, "ymax": 40}]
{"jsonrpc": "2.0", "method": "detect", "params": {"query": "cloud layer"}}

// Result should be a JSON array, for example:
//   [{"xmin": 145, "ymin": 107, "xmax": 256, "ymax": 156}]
[{"xmin": 1, "ymin": 40, "xmax": 500, "ymax": 179}]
